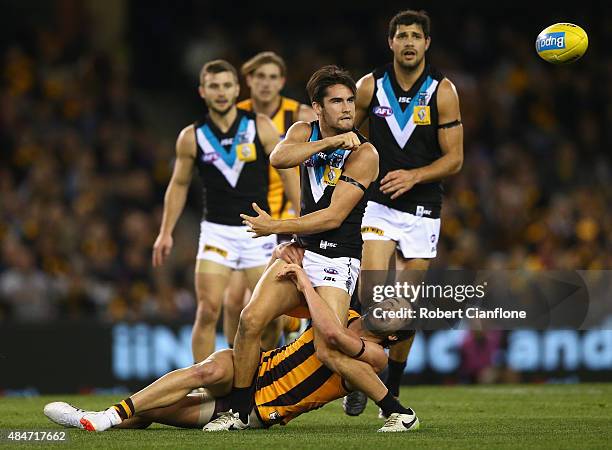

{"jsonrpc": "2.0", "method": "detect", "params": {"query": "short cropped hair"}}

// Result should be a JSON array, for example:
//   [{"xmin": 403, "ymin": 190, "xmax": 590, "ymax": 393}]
[
  {"xmin": 388, "ymin": 9, "xmax": 431, "ymax": 39},
  {"xmin": 199, "ymin": 60, "xmax": 238, "ymax": 85},
  {"xmin": 241, "ymin": 51, "xmax": 287, "ymax": 77},
  {"xmin": 306, "ymin": 65, "xmax": 356, "ymax": 104},
  {"xmin": 361, "ymin": 298, "xmax": 416, "ymax": 348}
]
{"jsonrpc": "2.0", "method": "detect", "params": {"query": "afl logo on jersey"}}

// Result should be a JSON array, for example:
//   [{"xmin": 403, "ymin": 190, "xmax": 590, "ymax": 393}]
[
  {"xmin": 373, "ymin": 105, "xmax": 393, "ymax": 117},
  {"xmin": 202, "ymin": 152, "xmax": 219, "ymax": 163}
]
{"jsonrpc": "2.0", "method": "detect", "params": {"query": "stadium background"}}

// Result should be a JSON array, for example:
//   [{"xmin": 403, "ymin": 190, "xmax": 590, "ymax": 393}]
[{"xmin": 1, "ymin": 1, "xmax": 611, "ymax": 393}]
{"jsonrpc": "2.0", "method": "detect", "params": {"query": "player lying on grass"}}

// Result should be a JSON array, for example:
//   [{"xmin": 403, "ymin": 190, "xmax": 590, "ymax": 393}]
[{"xmin": 44, "ymin": 264, "xmax": 419, "ymax": 433}]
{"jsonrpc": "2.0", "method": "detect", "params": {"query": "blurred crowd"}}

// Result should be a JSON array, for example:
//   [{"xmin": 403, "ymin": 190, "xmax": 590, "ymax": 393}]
[{"xmin": 1, "ymin": 2, "xmax": 611, "ymax": 323}]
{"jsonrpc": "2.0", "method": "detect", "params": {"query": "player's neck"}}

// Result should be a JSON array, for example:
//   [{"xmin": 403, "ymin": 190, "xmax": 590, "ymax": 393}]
[
  {"xmin": 251, "ymin": 95, "xmax": 282, "ymax": 118},
  {"xmin": 393, "ymin": 58, "xmax": 426, "ymax": 91},
  {"xmin": 209, "ymin": 106, "xmax": 238, "ymax": 133}
]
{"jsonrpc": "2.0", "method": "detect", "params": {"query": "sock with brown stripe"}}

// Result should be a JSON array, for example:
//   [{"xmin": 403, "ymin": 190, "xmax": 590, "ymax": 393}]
[{"xmin": 112, "ymin": 398, "xmax": 135, "ymax": 420}]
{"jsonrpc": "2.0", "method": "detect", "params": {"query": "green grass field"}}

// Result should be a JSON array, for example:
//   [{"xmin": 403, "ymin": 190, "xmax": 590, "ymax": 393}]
[{"xmin": 1, "ymin": 384, "xmax": 611, "ymax": 449}]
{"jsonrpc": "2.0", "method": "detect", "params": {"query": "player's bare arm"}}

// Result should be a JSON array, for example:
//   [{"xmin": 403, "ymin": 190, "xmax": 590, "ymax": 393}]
[
  {"xmin": 152, "ymin": 125, "xmax": 196, "ymax": 267},
  {"xmin": 277, "ymin": 263, "xmax": 388, "ymax": 372},
  {"xmin": 269, "ymin": 121, "xmax": 362, "ymax": 169},
  {"xmin": 354, "ymin": 73, "xmax": 375, "ymax": 130},
  {"xmin": 257, "ymin": 113, "xmax": 301, "ymax": 212},
  {"xmin": 379, "ymin": 78, "xmax": 463, "ymax": 200},
  {"xmin": 242, "ymin": 143, "xmax": 378, "ymax": 236}
]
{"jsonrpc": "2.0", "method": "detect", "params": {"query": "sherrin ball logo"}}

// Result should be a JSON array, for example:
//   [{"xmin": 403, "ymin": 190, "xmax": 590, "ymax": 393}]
[{"xmin": 536, "ymin": 23, "xmax": 588, "ymax": 64}]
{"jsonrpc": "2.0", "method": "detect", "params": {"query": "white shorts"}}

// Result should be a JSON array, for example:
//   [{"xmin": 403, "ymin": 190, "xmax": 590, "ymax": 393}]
[
  {"xmin": 196, "ymin": 220, "xmax": 276, "ymax": 270},
  {"xmin": 361, "ymin": 201, "xmax": 441, "ymax": 259},
  {"xmin": 302, "ymin": 250, "xmax": 360, "ymax": 296}
]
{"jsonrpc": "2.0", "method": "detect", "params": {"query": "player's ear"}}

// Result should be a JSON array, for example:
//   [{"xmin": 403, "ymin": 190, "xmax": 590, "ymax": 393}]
[
  {"xmin": 425, "ymin": 37, "xmax": 431, "ymax": 51},
  {"xmin": 388, "ymin": 37, "xmax": 393, "ymax": 50},
  {"xmin": 312, "ymin": 101, "xmax": 322, "ymax": 117},
  {"xmin": 198, "ymin": 84, "xmax": 206, "ymax": 100},
  {"xmin": 279, "ymin": 76, "xmax": 286, "ymax": 90}
]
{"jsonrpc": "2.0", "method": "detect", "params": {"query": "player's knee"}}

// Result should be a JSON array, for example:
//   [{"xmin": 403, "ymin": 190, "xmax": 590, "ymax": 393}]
[
  {"xmin": 238, "ymin": 304, "xmax": 268, "ymax": 337},
  {"xmin": 195, "ymin": 299, "xmax": 222, "ymax": 326},
  {"xmin": 191, "ymin": 361, "xmax": 224, "ymax": 386}
]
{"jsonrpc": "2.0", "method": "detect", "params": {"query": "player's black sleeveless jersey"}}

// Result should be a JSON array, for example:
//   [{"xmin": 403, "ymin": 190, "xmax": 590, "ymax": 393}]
[
  {"xmin": 296, "ymin": 121, "xmax": 369, "ymax": 259},
  {"xmin": 194, "ymin": 109, "xmax": 269, "ymax": 225},
  {"xmin": 368, "ymin": 64, "xmax": 444, "ymax": 218}
]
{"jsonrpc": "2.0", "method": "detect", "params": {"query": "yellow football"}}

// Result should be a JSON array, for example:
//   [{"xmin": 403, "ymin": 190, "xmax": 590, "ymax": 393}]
[{"xmin": 535, "ymin": 23, "xmax": 588, "ymax": 64}]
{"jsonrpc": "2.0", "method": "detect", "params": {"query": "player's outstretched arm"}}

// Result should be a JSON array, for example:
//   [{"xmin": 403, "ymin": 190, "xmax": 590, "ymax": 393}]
[
  {"xmin": 277, "ymin": 264, "xmax": 388, "ymax": 372},
  {"xmin": 152, "ymin": 126, "xmax": 196, "ymax": 267}
]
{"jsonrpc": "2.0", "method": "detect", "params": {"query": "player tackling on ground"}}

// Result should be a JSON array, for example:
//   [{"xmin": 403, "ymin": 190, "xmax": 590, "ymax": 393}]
[
  {"xmin": 152, "ymin": 60, "xmax": 300, "ymax": 363},
  {"xmin": 44, "ymin": 259, "xmax": 418, "ymax": 432},
  {"xmin": 343, "ymin": 9, "xmax": 464, "ymax": 416}
]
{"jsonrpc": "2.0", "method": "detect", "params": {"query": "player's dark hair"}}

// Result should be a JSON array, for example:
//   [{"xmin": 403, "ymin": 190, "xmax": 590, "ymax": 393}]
[
  {"xmin": 388, "ymin": 9, "xmax": 431, "ymax": 39},
  {"xmin": 199, "ymin": 59, "xmax": 238, "ymax": 85},
  {"xmin": 360, "ymin": 297, "xmax": 416, "ymax": 348},
  {"xmin": 306, "ymin": 65, "xmax": 356, "ymax": 105}
]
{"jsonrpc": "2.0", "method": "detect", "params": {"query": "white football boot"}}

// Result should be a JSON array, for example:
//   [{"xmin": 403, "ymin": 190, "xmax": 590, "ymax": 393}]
[
  {"xmin": 377, "ymin": 409, "xmax": 420, "ymax": 432},
  {"xmin": 202, "ymin": 410, "xmax": 248, "ymax": 432},
  {"xmin": 79, "ymin": 407, "xmax": 122, "ymax": 432},
  {"xmin": 44, "ymin": 402, "xmax": 89, "ymax": 429}
]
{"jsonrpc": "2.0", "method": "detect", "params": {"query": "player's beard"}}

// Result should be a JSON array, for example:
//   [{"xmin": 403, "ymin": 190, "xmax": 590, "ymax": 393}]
[
  {"xmin": 397, "ymin": 52, "xmax": 424, "ymax": 71},
  {"xmin": 335, "ymin": 120, "xmax": 353, "ymax": 133},
  {"xmin": 206, "ymin": 100, "xmax": 234, "ymax": 116},
  {"xmin": 322, "ymin": 109, "xmax": 353, "ymax": 133}
]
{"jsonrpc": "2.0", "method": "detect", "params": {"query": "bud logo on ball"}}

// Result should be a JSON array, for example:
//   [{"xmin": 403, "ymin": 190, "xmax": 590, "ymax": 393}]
[
  {"xmin": 535, "ymin": 23, "xmax": 588, "ymax": 64},
  {"xmin": 536, "ymin": 32, "xmax": 565, "ymax": 51}
]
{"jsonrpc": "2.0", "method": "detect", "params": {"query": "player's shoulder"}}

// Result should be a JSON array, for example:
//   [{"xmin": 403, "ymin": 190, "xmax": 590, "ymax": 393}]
[
  {"xmin": 176, "ymin": 124, "xmax": 197, "ymax": 156},
  {"xmin": 438, "ymin": 77, "xmax": 457, "ymax": 92},
  {"xmin": 178, "ymin": 124, "xmax": 195, "ymax": 141},
  {"xmin": 436, "ymin": 77, "xmax": 460, "ymax": 103},
  {"xmin": 285, "ymin": 120, "xmax": 314, "ymax": 140},
  {"xmin": 356, "ymin": 73, "xmax": 375, "ymax": 95},
  {"xmin": 357, "ymin": 72, "xmax": 375, "ymax": 86}
]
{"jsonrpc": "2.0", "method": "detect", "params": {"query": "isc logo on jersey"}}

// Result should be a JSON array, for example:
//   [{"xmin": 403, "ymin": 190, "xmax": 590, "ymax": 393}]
[{"xmin": 535, "ymin": 23, "xmax": 588, "ymax": 64}]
